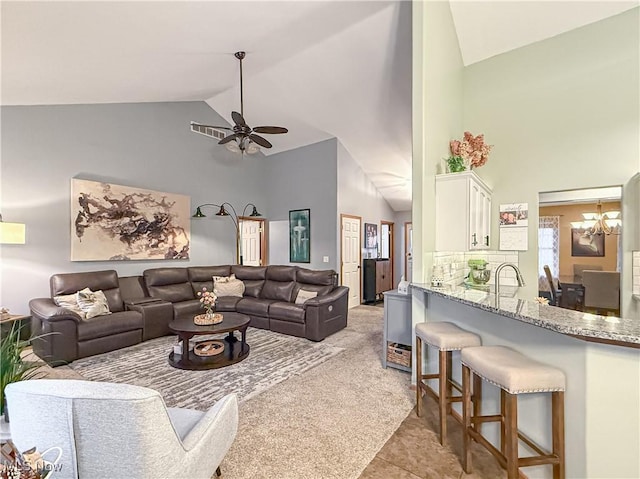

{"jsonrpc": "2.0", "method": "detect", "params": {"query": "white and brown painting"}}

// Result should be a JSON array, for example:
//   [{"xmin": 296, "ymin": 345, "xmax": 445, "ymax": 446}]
[{"xmin": 71, "ymin": 179, "xmax": 190, "ymax": 261}]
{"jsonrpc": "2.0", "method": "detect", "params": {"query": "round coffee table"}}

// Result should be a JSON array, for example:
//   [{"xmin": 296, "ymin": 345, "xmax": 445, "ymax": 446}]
[{"xmin": 168, "ymin": 312, "xmax": 250, "ymax": 370}]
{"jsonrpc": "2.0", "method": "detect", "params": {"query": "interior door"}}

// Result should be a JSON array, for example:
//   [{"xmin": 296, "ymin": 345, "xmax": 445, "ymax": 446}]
[
  {"xmin": 341, "ymin": 215, "xmax": 361, "ymax": 309},
  {"xmin": 241, "ymin": 219, "xmax": 263, "ymax": 266}
]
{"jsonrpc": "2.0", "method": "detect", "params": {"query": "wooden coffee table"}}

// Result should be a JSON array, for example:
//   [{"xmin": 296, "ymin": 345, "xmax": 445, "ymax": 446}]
[{"xmin": 168, "ymin": 312, "xmax": 250, "ymax": 370}]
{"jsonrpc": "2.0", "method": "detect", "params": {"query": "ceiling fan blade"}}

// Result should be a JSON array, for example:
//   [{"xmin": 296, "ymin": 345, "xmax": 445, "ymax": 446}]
[
  {"xmin": 249, "ymin": 134, "xmax": 273, "ymax": 149},
  {"xmin": 231, "ymin": 111, "xmax": 247, "ymax": 127},
  {"xmin": 218, "ymin": 134, "xmax": 240, "ymax": 145},
  {"xmin": 253, "ymin": 126, "xmax": 288, "ymax": 135},
  {"xmin": 191, "ymin": 122, "xmax": 233, "ymax": 131}
]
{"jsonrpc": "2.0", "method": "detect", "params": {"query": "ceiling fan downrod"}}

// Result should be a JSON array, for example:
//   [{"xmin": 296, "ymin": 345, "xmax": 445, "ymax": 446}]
[{"xmin": 235, "ymin": 51, "xmax": 245, "ymax": 118}]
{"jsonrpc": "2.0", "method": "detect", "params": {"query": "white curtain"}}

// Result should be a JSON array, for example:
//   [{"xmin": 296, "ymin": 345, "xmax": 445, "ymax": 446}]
[{"xmin": 539, "ymin": 216, "xmax": 560, "ymax": 277}]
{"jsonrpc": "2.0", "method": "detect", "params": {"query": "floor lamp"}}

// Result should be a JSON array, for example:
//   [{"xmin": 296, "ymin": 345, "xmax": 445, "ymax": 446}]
[{"xmin": 192, "ymin": 202, "xmax": 262, "ymax": 265}]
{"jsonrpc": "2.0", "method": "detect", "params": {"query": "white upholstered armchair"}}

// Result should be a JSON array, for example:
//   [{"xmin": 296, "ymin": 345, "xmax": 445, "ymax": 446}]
[{"xmin": 6, "ymin": 379, "xmax": 238, "ymax": 479}]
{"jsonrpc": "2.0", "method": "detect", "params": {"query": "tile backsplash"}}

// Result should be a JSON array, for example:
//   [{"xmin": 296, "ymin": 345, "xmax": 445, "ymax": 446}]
[
  {"xmin": 633, "ymin": 251, "xmax": 640, "ymax": 295},
  {"xmin": 432, "ymin": 251, "xmax": 520, "ymax": 287}
]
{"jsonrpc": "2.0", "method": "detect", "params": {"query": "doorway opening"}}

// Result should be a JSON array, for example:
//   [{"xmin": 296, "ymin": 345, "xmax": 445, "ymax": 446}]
[
  {"xmin": 239, "ymin": 217, "xmax": 266, "ymax": 266},
  {"xmin": 380, "ymin": 220, "xmax": 395, "ymax": 287}
]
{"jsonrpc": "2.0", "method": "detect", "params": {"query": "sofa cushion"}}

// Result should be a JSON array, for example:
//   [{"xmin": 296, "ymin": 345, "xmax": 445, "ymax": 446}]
[
  {"xmin": 77, "ymin": 311, "xmax": 143, "ymax": 341},
  {"xmin": 269, "ymin": 302, "xmax": 305, "ymax": 323},
  {"xmin": 189, "ymin": 266, "xmax": 232, "ymax": 295},
  {"xmin": 53, "ymin": 292, "xmax": 86, "ymax": 318},
  {"xmin": 232, "ymin": 265, "xmax": 267, "ymax": 280},
  {"xmin": 173, "ymin": 299, "xmax": 202, "ymax": 320},
  {"xmin": 266, "ymin": 265, "xmax": 297, "ymax": 282},
  {"xmin": 236, "ymin": 298, "xmax": 276, "ymax": 317},
  {"xmin": 215, "ymin": 296, "xmax": 241, "ymax": 312},
  {"xmin": 261, "ymin": 280, "xmax": 295, "ymax": 302},
  {"xmin": 241, "ymin": 280, "xmax": 265, "ymax": 298},
  {"xmin": 296, "ymin": 268, "xmax": 335, "ymax": 286},
  {"xmin": 144, "ymin": 268, "xmax": 194, "ymax": 303},
  {"xmin": 293, "ymin": 283, "xmax": 334, "ymax": 299},
  {"xmin": 50, "ymin": 270, "xmax": 124, "ymax": 313}
]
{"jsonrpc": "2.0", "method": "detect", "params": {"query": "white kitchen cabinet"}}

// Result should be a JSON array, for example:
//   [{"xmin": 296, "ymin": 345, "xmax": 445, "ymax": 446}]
[{"xmin": 435, "ymin": 171, "xmax": 492, "ymax": 251}]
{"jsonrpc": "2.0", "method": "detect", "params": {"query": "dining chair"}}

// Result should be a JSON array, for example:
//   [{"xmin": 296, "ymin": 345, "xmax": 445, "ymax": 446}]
[
  {"xmin": 581, "ymin": 270, "xmax": 621, "ymax": 316},
  {"xmin": 573, "ymin": 264, "xmax": 603, "ymax": 281},
  {"xmin": 543, "ymin": 265, "xmax": 561, "ymax": 307}
]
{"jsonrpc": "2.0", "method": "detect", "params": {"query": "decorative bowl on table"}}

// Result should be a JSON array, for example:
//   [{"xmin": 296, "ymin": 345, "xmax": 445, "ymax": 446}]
[
  {"xmin": 194, "ymin": 313, "xmax": 223, "ymax": 325},
  {"xmin": 193, "ymin": 340, "xmax": 225, "ymax": 357}
]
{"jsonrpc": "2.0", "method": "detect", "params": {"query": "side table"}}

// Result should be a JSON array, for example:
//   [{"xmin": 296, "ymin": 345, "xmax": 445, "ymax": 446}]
[{"xmin": 0, "ymin": 314, "xmax": 31, "ymax": 341}]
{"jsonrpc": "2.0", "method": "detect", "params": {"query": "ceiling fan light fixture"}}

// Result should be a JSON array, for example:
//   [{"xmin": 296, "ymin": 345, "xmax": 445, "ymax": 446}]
[
  {"xmin": 225, "ymin": 141, "xmax": 241, "ymax": 154},
  {"xmin": 245, "ymin": 141, "xmax": 261, "ymax": 155}
]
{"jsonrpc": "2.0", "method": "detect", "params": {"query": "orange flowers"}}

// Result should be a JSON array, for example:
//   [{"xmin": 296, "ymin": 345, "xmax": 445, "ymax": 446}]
[{"xmin": 449, "ymin": 132, "xmax": 493, "ymax": 169}]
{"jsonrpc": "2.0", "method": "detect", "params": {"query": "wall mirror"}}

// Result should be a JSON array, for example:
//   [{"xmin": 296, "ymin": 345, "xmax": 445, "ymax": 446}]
[{"xmin": 538, "ymin": 186, "xmax": 622, "ymax": 316}]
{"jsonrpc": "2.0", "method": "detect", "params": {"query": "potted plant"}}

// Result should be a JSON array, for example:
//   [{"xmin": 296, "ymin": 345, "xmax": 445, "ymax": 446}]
[{"xmin": 1, "ymin": 322, "xmax": 43, "ymax": 421}]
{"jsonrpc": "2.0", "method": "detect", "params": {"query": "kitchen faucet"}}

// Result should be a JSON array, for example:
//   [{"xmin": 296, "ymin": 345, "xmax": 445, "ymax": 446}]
[{"xmin": 494, "ymin": 263, "xmax": 526, "ymax": 297}]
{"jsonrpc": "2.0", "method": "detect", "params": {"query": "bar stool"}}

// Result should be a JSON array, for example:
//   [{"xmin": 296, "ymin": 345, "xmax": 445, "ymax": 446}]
[
  {"xmin": 415, "ymin": 322, "xmax": 482, "ymax": 445},
  {"xmin": 461, "ymin": 346, "xmax": 566, "ymax": 479}
]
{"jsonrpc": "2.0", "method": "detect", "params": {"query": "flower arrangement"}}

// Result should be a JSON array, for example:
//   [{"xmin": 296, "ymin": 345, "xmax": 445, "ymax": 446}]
[
  {"xmin": 535, "ymin": 296, "xmax": 550, "ymax": 305},
  {"xmin": 197, "ymin": 287, "xmax": 217, "ymax": 316},
  {"xmin": 447, "ymin": 131, "xmax": 493, "ymax": 172}
]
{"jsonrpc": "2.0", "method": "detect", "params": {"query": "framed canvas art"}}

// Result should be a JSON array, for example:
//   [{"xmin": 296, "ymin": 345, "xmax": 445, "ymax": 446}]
[
  {"xmin": 71, "ymin": 179, "xmax": 190, "ymax": 261},
  {"xmin": 289, "ymin": 209, "xmax": 310, "ymax": 263},
  {"xmin": 571, "ymin": 229, "xmax": 605, "ymax": 257}
]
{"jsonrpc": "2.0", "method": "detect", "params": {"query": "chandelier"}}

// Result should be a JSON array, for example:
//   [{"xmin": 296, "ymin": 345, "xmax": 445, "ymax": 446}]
[{"xmin": 571, "ymin": 201, "xmax": 621, "ymax": 235}]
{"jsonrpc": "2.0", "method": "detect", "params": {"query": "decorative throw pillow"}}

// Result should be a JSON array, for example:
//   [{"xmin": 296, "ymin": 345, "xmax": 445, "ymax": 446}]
[
  {"xmin": 295, "ymin": 289, "xmax": 318, "ymax": 305},
  {"xmin": 76, "ymin": 287, "xmax": 112, "ymax": 319},
  {"xmin": 214, "ymin": 278, "xmax": 245, "ymax": 297},
  {"xmin": 53, "ymin": 292, "xmax": 85, "ymax": 318},
  {"xmin": 213, "ymin": 274, "xmax": 236, "ymax": 284}
]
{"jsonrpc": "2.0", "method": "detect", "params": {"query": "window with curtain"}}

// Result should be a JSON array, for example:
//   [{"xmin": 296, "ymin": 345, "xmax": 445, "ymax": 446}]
[{"xmin": 539, "ymin": 216, "xmax": 560, "ymax": 277}]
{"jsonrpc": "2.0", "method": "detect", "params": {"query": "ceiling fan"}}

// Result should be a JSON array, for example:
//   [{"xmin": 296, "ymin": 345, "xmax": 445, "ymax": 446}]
[{"xmin": 191, "ymin": 51, "xmax": 288, "ymax": 154}]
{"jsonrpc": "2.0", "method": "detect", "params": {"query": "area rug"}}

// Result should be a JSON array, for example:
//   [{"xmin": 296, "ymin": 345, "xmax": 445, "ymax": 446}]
[{"xmin": 69, "ymin": 327, "xmax": 344, "ymax": 410}]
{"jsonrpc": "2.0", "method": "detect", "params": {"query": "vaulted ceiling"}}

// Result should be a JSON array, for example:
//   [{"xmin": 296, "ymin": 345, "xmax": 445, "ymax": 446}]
[{"xmin": 2, "ymin": 1, "xmax": 636, "ymax": 212}]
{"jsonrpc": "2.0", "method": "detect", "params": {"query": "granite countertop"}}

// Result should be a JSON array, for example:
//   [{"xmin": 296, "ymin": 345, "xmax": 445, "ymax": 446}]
[{"xmin": 412, "ymin": 282, "xmax": 640, "ymax": 348}]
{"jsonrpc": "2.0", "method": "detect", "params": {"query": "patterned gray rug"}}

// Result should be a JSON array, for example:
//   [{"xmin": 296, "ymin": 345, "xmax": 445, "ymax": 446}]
[{"xmin": 69, "ymin": 327, "xmax": 344, "ymax": 410}]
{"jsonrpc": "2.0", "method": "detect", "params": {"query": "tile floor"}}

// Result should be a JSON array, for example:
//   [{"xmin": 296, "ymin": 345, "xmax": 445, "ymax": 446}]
[{"xmin": 359, "ymin": 397, "xmax": 506, "ymax": 479}]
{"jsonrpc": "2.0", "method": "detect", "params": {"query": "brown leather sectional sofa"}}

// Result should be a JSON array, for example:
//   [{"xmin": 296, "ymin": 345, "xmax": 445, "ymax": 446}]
[{"xmin": 30, "ymin": 265, "xmax": 349, "ymax": 365}]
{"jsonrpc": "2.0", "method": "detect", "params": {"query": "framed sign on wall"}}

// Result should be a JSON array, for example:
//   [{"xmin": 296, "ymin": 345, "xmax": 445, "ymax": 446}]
[{"xmin": 289, "ymin": 209, "xmax": 310, "ymax": 263}]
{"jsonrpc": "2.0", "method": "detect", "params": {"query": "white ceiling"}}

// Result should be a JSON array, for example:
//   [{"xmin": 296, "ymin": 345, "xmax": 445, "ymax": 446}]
[{"xmin": 2, "ymin": 1, "xmax": 637, "ymax": 212}]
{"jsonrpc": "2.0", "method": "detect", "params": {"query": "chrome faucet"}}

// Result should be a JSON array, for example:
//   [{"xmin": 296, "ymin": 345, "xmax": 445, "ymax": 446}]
[{"xmin": 494, "ymin": 263, "xmax": 526, "ymax": 297}]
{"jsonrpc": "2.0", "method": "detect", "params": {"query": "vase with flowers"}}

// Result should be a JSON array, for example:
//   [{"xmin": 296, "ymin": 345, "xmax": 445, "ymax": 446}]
[
  {"xmin": 197, "ymin": 287, "xmax": 217, "ymax": 319},
  {"xmin": 446, "ymin": 131, "xmax": 493, "ymax": 173}
]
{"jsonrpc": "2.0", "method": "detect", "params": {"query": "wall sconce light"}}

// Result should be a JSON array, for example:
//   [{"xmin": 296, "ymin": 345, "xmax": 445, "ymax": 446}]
[
  {"xmin": 0, "ymin": 214, "xmax": 26, "ymax": 244},
  {"xmin": 192, "ymin": 202, "xmax": 262, "ymax": 264}
]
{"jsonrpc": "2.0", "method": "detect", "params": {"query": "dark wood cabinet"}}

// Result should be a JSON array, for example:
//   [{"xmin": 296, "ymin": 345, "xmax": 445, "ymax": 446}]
[{"xmin": 363, "ymin": 259, "xmax": 393, "ymax": 303}]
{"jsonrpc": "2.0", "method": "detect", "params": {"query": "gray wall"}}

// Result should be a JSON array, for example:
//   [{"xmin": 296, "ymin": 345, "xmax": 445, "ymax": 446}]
[
  {"xmin": 265, "ymin": 138, "xmax": 338, "ymax": 271},
  {"xmin": 0, "ymin": 101, "xmax": 268, "ymax": 313}
]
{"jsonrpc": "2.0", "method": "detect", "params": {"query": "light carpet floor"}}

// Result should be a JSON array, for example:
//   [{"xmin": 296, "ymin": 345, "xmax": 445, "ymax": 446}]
[
  {"xmin": 68, "ymin": 328, "xmax": 344, "ymax": 409},
  {"xmin": 39, "ymin": 305, "xmax": 414, "ymax": 478}
]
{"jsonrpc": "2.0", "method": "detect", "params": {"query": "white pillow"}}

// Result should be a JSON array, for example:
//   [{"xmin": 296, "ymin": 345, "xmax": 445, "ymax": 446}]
[
  {"xmin": 76, "ymin": 287, "xmax": 112, "ymax": 319},
  {"xmin": 295, "ymin": 289, "xmax": 318, "ymax": 305},
  {"xmin": 214, "ymin": 278, "xmax": 245, "ymax": 297},
  {"xmin": 213, "ymin": 274, "xmax": 236, "ymax": 284},
  {"xmin": 53, "ymin": 292, "xmax": 85, "ymax": 318}
]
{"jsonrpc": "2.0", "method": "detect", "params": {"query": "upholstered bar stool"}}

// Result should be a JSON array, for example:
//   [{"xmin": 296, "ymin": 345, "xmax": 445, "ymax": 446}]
[
  {"xmin": 415, "ymin": 322, "xmax": 482, "ymax": 445},
  {"xmin": 461, "ymin": 346, "xmax": 566, "ymax": 479}
]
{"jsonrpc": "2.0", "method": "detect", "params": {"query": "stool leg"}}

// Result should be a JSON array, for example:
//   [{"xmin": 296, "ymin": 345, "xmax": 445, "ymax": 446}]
[
  {"xmin": 500, "ymin": 389, "xmax": 506, "ymax": 456},
  {"xmin": 552, "ymin": 391, "xmax": 565, "ymax": 479},
  {"xmin": 462, "ymin": 365, "xmax": 472, "ymax": 474},
  {"xmin": 504, "ymin": 392, "xmax": 519, "ymax": 479},
  {"xmin": 416, "ymin": 336, "xmax": 423, "ymax": 417},
  {"xmin": 445, "ymin": 351, "xmax": 453, "ymax": 415},
  {"xmin": 473, "ymin": 372, "xmax": 482, "ymax": 437},
  {"xmin": 438, "ymin": 349, "xmax": 448, "ymax": 445}
]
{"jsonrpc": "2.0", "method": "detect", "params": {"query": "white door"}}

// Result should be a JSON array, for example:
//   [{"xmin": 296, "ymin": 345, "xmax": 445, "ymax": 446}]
[
  {"xmin": 341, "ymin": 215, "xmax": 361, "ymax": 309},
  {"xmin": 241, "ymin": 220, "xmax": 262, "ymax": 266}
]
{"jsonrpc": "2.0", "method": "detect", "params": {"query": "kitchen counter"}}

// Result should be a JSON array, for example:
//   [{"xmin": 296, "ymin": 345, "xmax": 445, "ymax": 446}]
[
  {"xmin": 412, "ymin": 283, "xmax": 640, "ymax": 348},
  {"xmin": 411, "ymin": 282, "xmax": 640, "ymax": 478}
]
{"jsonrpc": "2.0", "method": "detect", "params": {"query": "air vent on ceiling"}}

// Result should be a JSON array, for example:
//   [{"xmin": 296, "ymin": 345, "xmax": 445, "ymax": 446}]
[{"xmin": 190, "ymin": 122, "xmax": 226, "ymax": 140}]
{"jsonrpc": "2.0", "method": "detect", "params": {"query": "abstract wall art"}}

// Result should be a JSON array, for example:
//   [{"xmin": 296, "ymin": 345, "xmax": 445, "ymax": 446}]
[{"xmin": 71, "ymin": 179, "xmax": 190, "ymax": 261}]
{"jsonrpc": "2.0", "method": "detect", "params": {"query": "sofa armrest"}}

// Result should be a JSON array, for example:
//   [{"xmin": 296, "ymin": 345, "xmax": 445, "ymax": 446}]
[
  {"xmin": 181, "ymin": 393, "xmax": 238, "ymax": 452},
  {"xmin": 29, "ymin": 298, "xmax": 82, "ymax": 323},
  {"xmin": 303, "ymin": 286, "xmax": 349, "ymax": 341},
  {"xmin": 304, "ymin": 286, "xmax": 349, "ymax": 308}
]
